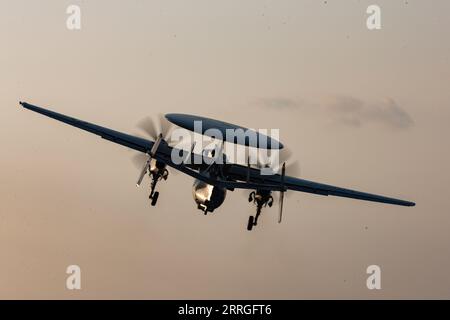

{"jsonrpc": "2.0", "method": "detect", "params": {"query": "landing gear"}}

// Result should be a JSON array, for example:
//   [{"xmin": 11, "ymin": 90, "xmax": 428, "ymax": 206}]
[
  {"xmin": 247, "ymin": 190, "xmax": 273, "ymax": 231},
  {"xmin": 247, "ymin": 216, "xmax": 254, "ymax": 231},
  {"xmin": 148, "ymin": 161, "xmax": 169, "ymax": 207},
  {"xmin": 150, "ymin": 191, "xmax": 159, "ymax": 206},
  {"xmin": 197, "ymin": 203, "xmax": 209, "ymax": 215}
]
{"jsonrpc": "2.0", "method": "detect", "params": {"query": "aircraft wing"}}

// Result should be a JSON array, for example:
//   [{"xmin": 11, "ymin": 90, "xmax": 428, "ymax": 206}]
[
  {"xmin": 20, "ymin": 102, "xmax": 153, "ymax": 153},
  {"xmin": 283, "ymin": 175, "xmax": 415, "ymax": 206},
  {"xmin": 225, "ymin": 164, "xmax": 415, "ymax": 207}
]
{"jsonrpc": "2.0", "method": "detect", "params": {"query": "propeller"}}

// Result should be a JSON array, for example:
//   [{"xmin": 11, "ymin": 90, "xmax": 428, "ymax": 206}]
[
  {"xmin": 132, "ymin": 113, "xmax": 174, "ymax": 187},
  {"xmin": 279, "ymin": 162, "xmax": 286, "ymax": 224},
  {"xmin": 135, "ymin": 134, "xmax": 163, "ymax": 186},
  {"xmin": 131, "ymin": 153, "xmax": 151, "ymax": 170},
  {"xmin": 255, "ymin": 148, "xmax": 300, "ymax": 224},
  {"xmin": 137, "ymin": 113, "xmax": 174, "ymax": 142},
  {"xmin": 256, "ymin": 147, "xmax": 300, "ymax": 177},
  {"xmin": 132, "ymin": 113, "xmax": 193, "ymax": 184}
]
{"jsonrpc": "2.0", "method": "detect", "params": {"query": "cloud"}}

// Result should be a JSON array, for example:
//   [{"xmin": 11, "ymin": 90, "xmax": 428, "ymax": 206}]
[
  {"xmin": 327, "ymin": 96, "xmax": 414, "ymax": 129},
  {"xmin": 256, "ymin": 98, "xmax": 300, "ymax": 109},
  {"xmin": 255, "ymin": 95, "xmax": 414, "ymax": 130}
]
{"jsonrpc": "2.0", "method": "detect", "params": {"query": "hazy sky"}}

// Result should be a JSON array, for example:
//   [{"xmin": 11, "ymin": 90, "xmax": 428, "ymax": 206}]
[{"xmin": 1, "ymin": 0, "xmax": 449, "ymax": 299}]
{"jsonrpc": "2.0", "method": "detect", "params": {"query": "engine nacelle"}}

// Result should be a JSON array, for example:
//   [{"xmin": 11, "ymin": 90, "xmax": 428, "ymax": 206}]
[
  {"xmin": 192, "ymin": 179, "xmax": 227, "ymax": 213},
  {"xmin": 149, "ymin": 158, "xmax": 165, "ymax": 174}
]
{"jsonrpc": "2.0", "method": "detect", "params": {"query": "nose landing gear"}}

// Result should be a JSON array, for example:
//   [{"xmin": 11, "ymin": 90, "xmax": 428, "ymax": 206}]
[
  {"xmin": 197, "ymin": 202, "xmax": 210, "ymax": 215},
  {"xmin": 247, "ymin": 190, "xmax": 273, "ymax": 231}
]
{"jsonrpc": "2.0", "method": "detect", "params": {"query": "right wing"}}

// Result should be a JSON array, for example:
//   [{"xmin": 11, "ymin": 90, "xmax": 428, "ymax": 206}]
[{"xmin": 20, "ymin": 102, "xmax": 153, "ymax": 153}]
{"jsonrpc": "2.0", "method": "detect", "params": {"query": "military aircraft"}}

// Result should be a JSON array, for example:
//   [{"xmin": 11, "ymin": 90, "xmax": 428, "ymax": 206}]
[{"xmin": 19, "ymin": 102, "xmax": 415, "ymax": 231}]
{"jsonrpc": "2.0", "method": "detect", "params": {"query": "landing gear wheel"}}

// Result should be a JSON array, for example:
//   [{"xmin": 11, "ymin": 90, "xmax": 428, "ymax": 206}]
[
  {"xmin": 247, "ymin": 216, "xmax": 254, "ymax": 231},
  {"xmin": 151, "ymin": 191, "xmax": 159, "ymax": 206}
]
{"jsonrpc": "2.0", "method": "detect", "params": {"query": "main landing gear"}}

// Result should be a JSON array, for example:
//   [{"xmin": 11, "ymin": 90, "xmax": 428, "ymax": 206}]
[
  {"xmin": 247, "ymin": 190, "xmax": 273, "ymax": 231},
  {"xmin": 148, "ymin": 163, "xmax": 169, "ymax": 206}
]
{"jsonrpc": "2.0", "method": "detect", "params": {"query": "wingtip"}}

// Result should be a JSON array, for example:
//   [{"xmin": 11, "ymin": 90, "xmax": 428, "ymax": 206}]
[{"xmin": 19, "ymin": 101, "xmax": 29, "ymax": 108}]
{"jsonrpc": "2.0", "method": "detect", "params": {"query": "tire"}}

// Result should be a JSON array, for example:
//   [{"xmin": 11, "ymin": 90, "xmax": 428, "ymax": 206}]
[
  {"xmin": 151, "ymin": 192, "xmax": 159, "ymax": 206},
  {"xmin": 247, "ymin": 216, "xmax": 254, "ymax": 231}
]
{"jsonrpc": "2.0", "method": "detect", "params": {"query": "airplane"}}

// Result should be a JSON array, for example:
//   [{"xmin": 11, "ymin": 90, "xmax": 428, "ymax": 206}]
[{"xmin": 19, "ymin": 102, "xmax": 415, "ymax": 231}]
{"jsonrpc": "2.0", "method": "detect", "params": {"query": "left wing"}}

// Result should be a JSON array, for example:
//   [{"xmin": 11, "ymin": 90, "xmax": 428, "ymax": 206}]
[{"xmin": 225, "ymin": 163, "xmax": 415, "ymax": 207}]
